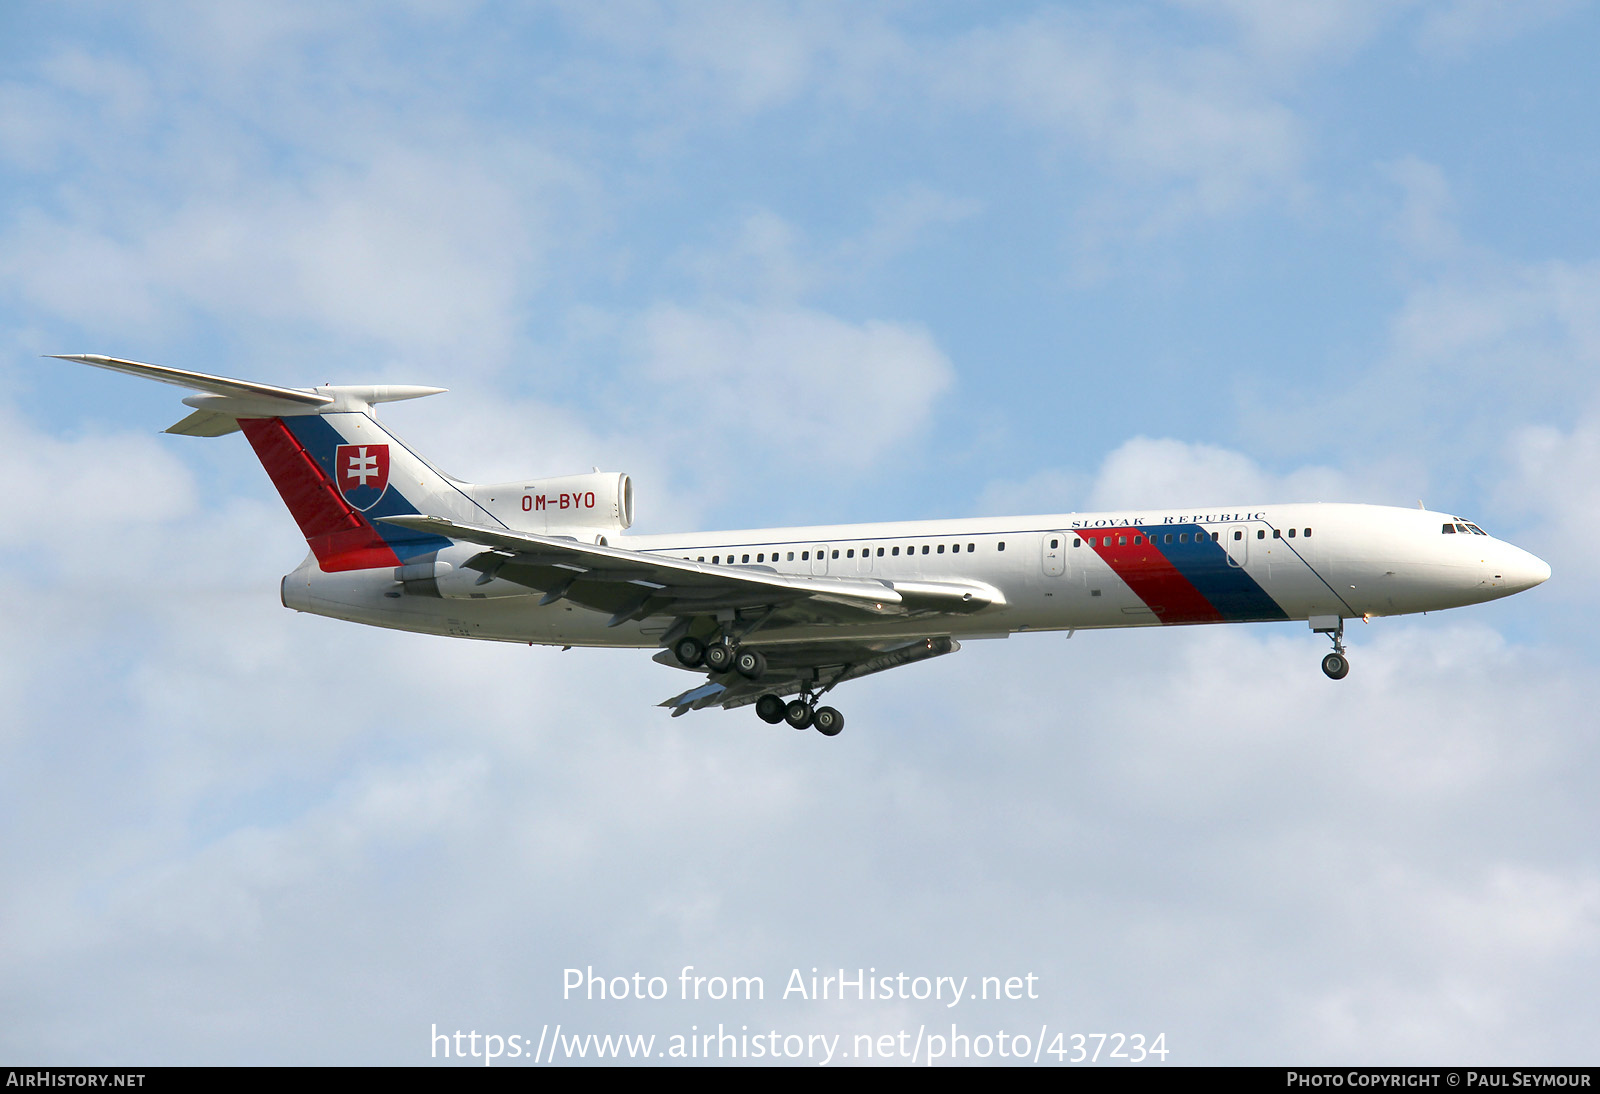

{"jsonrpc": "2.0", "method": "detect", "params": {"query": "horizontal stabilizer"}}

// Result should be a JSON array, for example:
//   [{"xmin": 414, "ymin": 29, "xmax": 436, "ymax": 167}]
[
  {"xmin": 50, "ymin": 355, "xmax": 449, "ymax": 432},
  {"xmin": 50, "ymin": 354, "xmax": 332, "ymax": 406}
]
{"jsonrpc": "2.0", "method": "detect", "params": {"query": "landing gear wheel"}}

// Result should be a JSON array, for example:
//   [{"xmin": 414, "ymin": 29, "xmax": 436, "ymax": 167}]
[
  {"xmin": 755, "ymin": 694, "xmax": 786, "ymax": 724},
  {"xmin": 734, "ymin": 648, "xmax": 767, "ymax": 680},
  {"xmin": 673, "ymin": 635, "xmax": 705, "ymax": 668},
  {"xmin": 703, "ymin": 642, "xmax": 735, "ymax": 673},
  {"xmin": 784, "ymin": 699, "xmax": 813, "ymax": 730},
  {"xmin": 1322, "ymin": 652, "xmax": 1350, "ymax": 680},
  {"xmin": 812, "ymin": 706, "xmax": 844, "ymax": 736}
]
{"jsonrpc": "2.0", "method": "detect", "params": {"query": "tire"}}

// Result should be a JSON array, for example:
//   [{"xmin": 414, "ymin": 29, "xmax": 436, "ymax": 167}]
[
  {"xmin": 673, "ymin": 635, "xmax": 705, "ymax": 668},
  {"xmin": 755, "ymin": 694, "xmax": 786, "ymax": 724},
  {"xmin": 1322, "ymin": 652, "xmax": 1350, "ymax": 680},
  {"xmin": 784, "ymin": 699, "xmax": 813, "ymax": 730},
  {"xmin": 734, "ymin": 648, "xmax": 767, "ymax": 680},
  {"xmin": 812, "ymin": 706, "xmax": 844, "ymax": 737},
  {"xmin": 703, "ymin": 642, "xmax": 735, "ymax": 673}
]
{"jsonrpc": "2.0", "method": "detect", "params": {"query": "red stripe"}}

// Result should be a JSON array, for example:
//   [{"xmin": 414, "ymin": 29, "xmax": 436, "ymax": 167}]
[
  {"xmin": 239, "ymin": 418, "xmax": 402, "ymax": 572},
  {"xmin": 1080, "ymin": 527, "xmax": 1222, "ymax": 624}
]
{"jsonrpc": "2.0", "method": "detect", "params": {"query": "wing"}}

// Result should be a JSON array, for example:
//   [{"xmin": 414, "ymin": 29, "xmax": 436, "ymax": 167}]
[
  {"xmin": 377, "ymin": 515, "xmax": 998, "ymax": 716},
  {"xmin": 653, "ymin": 635, "xmax": 961, "ymax": 717},
  {"xmin": 378, "ymin": 515, "xmax": 1005, "ymax": 625}
]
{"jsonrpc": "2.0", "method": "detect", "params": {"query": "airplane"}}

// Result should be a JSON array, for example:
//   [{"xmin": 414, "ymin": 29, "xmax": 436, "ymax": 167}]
[{"xmin": 52, "ymin": 354, "xmax": 1552, "ymax": 738}]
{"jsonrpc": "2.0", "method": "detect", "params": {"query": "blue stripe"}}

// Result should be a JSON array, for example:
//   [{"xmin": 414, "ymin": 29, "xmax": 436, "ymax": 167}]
[{"xmin": 1151, "ymin": 523, "xmax": 1289, "ymax": 622}]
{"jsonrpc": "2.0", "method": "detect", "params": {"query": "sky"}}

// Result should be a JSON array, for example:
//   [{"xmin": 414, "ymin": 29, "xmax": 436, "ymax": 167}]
[{"xmin": 2, "ymin": 0, "xmax": 1598, "ymax": 1067}]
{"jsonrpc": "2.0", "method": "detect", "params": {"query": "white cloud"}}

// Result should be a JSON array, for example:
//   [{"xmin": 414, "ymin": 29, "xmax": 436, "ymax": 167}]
[
  {"xmin": 1494, "ymin": 410, "xmax": 1600, "ymax": 601},
  {"xmin": 626, "ymin": 302, "xmax": 955, "ymax": 475},
  {"xmin": 978, "ymin": 435, "xmax": 1376, "ymax": 517},
  {"xmin": 936, "ymin": 12, "xmax": 1306, "ymax": 217},
  {"xmin": 1417, "ymin": 0, "xmax": 1583, "ymax": 57},
  {"xmin": 678, "ymin": 191, "xmax": 980, "ymax": 303},
  {"xmin": 1169, "ymin": 0, "xmax": 1402, "ymax": 68},
  {"xmin": 1, "ymin": 146, "xmax": 581, "ymax": 364},
  {"xmin": 1087, "ymin": 436, "xmax": 1360, "ymax": 509}
]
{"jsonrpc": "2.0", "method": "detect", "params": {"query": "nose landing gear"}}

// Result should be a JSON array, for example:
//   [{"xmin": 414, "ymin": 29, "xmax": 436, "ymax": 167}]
[{"xmin": 1311, "ymin": 615, "xmax": 1351, "ymax": 680}]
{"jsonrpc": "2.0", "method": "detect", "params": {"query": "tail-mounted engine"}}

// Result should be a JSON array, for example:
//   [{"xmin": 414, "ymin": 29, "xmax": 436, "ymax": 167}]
[{"xmin": 469, "ymin": 472, "xmax": 634, "ymax": 539}]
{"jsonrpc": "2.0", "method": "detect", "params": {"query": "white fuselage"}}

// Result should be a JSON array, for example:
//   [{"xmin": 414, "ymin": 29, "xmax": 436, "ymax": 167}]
[{"xmin": 281, "ymin": 502, "xmax": 1551, "ymax": 648}]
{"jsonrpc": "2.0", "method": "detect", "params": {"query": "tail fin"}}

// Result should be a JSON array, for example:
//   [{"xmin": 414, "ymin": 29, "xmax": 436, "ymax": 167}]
[{"xmin": 51, "ymin": 355, "xmax": 467, "ymax": 571}]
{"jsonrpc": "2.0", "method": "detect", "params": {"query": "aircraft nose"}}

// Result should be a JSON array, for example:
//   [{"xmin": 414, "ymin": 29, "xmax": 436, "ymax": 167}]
[{"xmin": 1500, "ymin": 546, "xmax": 1551, "ymax": 593}]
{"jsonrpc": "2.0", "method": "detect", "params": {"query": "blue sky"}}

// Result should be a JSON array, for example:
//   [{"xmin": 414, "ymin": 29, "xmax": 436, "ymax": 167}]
[{"xmin": 3, "ymin": 1, "xmax": 1598, "ymax": 1065}]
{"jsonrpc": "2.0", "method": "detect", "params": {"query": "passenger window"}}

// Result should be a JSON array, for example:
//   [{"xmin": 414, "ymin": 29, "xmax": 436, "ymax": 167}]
[
  {"xmin": 1073, "ymin": 538, "xmax": 1082, "ymax": 548},
  {"xmin": 787, "ymin": 552, "xmax": 794, "ymax": 561},
  {"xmin": 1211, "ymin": 532, "xmax": 1219, "ymax": 541},
  {"xmin": 1287, "ymin": 529, "xmax": 1295, "ymax": 538},
  {"xmin": 892, "ymin": 547, "xmax": 900, "ymax": 556},
  {"xmin": 1049, "ymin": 538, "xmax": 1058, "ymax": 549},
  {"xmin": 938, "ymin": 544, "xmax": 946, "ymax": 554},
  {"xmin": 697, "ymin": 556, "xmax": 705, "ymax": 562},
  {"xmin": 1273, "ymin": 529, "xmax": 1281, "ymax": 539},
  {"xmin": 922, "ymin": 545, "xmax": 929, "ymax": 555},
  {"xmin": 1164, "ymin": 534, "xmax": 1173, "ymax": 544},
  {"xmin": 713, "ymin": 556, "xmax": 720, "ymax": 564},
  {"xmin": 967, "ymin": 544, "xmax": 975, "ymax": 552},
  {"xmin": 877, "ymin": 547, "xmax": 885, "ymax": 557},
  {"xmin": 742, "ymin": 554, "xmax": 749, "ymax": 563},
  {"xmin": 832, "ymin": 550, "xmax": 839, "ymax": 559},
  {"xmin": 1233, "ymin": 531, "xmax": 1242, "ymax": 541},
  {"xmin": 802, "ymin": 551, "xmax": 809, "ymax": 561},
  {"xmin": 1304, "ymin": 528, "xmax": 1312, "ymax": 537},
  {"xmin": 1256, "ymin": 530, "xmax": 1264, "ymax": 539},
  {"xmin": 998, "ymin": 542, "xmax": 1006, "ymax": 551},
  {"xmin": 1118, "ymin": 536, "xmax": 1127, "ymax": 546},
  {"xmin": 846, "ymin": 549, "xmax": 854, "ymax": 558},
  {"xmin": 1179, "ymin": 533, "xmax": 1188, "ymax": 543}
]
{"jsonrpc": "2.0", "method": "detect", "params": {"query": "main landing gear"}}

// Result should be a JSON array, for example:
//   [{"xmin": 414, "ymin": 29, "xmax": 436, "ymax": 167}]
[
  {"xmin": 1312, "ymin": 615, "xmax": 1351, "ymax": 680},
  {"xmin": 673, "ymin": 635, "xmax": 767, "ymax": 680},
  {"xmin": 676, "ymin": 635, "xmax": 844, "ymax": 737},
  {"xmin": 755, "ymin": 693, "xmax": 844, "ymax": 737}
]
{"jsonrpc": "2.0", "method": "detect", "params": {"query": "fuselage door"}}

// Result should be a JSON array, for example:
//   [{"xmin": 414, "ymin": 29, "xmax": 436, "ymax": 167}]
[
  {"xmin": 1042, "ymin": 532, "xmax": 1066, "ymax": 577},
  {"xmin": 1224, "ymin": 524, "xmax": 1249, "ymax": 568},
  {"xmin": 811, "ymin": 544, "xmax": 829, "ymax": 576}
]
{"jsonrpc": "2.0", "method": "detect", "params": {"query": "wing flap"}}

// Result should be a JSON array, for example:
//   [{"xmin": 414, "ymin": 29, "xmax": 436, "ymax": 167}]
[{"xmin": 657, "ymin": 636, "xmax": 961, "ymax": 715}]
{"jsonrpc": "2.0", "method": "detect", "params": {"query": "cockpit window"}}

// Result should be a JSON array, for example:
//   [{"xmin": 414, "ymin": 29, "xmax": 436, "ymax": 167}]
[
  {"xmin": 1442, "ymin": 523, "xmax": 1456, "ymax": 534},
  {"xmin": 1445, "ymin": 519, "xmax": 1489, "ymax": 536}
]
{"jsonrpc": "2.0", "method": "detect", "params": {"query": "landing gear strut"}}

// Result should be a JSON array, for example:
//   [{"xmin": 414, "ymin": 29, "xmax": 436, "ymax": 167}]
[{"xmin": 1312, "ymin": 615, "xmax": 1350, "ymax": 680}]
